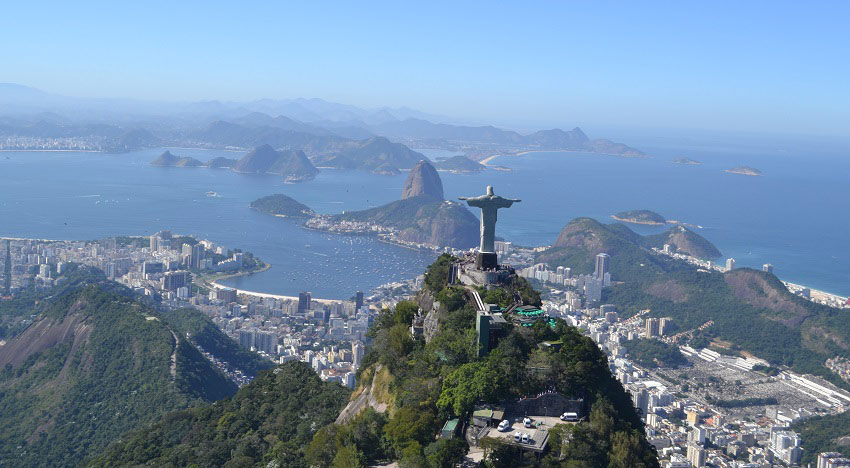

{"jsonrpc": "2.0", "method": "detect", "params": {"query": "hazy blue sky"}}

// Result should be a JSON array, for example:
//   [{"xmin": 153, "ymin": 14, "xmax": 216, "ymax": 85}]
[{"xmin": 3, "ymin": 1, "xmax": 849, "ymax": 136}]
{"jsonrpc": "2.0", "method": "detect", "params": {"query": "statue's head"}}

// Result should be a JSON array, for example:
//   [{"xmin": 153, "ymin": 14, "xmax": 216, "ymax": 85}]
[{"xmin": 486, "ymin": 185, "xmax": 494, "ymax": 196}]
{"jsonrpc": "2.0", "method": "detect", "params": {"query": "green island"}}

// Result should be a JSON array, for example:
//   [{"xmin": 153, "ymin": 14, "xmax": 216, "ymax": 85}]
[
  {"xmin": 250, "ymin": 193, "xmax": 316, "ymax": 218},
  {"xmin": 612, "ymin": 209, "xmax": 667, "ymax": 225}
]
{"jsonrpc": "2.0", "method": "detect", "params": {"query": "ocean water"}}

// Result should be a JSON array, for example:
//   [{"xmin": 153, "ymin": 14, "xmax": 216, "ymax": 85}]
[{"xmin": 0, "ymin": 138, "xmax": 847, "ymax": 298}]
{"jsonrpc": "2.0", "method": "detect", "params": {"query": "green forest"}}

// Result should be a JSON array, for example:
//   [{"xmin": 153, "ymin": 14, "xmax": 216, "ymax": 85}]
[
  {"xmin": 319, "ymin": 254, "xmax": 659, "ymax": 467},
  {"xmin": 624, "ymin": 338, "xmax": 688, "ymax": 369}
]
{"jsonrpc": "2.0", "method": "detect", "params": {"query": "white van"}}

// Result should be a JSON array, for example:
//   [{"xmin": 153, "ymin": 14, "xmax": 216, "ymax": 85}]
[
  {"xmin": 514, "ymin": 431, "xmax": 522, "ymax": 442},
  {"xmin": 560, "ymin": 412, "xmax": 578, "ymax": 422},
  {"xmin": 523, "ymin": 417, "xmax": 533, "ymax": 428},
  {"xmin": 498, "ymin": 419, "xmax": 510, "ymax": 431}
]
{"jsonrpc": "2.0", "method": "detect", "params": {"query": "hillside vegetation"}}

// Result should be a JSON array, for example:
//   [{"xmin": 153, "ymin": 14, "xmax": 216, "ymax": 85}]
[
  {"xmin": 250, "ymin": 194, "xmax": 316, "ymax": 218},
  {"xmin": 0, "ymin": 267, "xmax": 240, "ymax": 467},
  {"xmin": 89, "ymin": 362, "xmax": 349, "ymax": 467},
  {"xmin": 316, "ymin": 254, "xmax": 659, "ymax": 467},
  {"xmin": 536, "ymin": 217, "xmax": 850, "ymax": 390}
]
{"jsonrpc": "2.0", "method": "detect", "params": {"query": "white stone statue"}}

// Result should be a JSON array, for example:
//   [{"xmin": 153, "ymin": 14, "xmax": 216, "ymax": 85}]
[{"xmin": 459, "ymin": 186, "xmax": 520, "ymax": 253}]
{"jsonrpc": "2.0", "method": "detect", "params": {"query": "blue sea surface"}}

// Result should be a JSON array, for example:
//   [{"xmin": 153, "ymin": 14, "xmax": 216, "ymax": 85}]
[{"xmin": 0, "ymin": 137, "xmax": 847, "ymax": 298}]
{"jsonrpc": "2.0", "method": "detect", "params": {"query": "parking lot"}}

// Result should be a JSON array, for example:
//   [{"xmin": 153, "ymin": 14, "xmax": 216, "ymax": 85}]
[{"xmin": 479, "ymin": 415, "xmax": 571, "ymax": 452}]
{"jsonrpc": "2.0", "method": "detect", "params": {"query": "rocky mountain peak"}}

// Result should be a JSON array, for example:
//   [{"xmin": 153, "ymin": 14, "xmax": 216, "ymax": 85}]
[{"xmin": 401, "ymin": 160, "xmax": 443, "ymax": 200}]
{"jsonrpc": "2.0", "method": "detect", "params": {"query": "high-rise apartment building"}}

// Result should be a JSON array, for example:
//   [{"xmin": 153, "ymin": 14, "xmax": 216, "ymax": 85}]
[{"xmin": 594, "ymin": 253, "xmax": 610, "ymax": 280}]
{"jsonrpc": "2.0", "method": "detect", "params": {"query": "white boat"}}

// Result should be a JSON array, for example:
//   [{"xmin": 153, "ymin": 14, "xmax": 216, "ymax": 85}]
[{"xmin": 205, "ymin": 191, "xmax": 221, "ymax": 197}]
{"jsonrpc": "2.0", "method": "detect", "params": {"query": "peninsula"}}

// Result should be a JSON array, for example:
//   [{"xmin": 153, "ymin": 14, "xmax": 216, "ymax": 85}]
[{"xmin": 433, "ymin": 155, "xmax": 485, "ymax": 173}]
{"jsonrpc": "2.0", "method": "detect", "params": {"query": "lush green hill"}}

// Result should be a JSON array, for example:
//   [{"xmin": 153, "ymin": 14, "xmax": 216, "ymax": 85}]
[
  {"xmin": 88, "ymin": 362, "xmax": 349, "ymax": 467},
  {"xmin": 0, "ymin": 267, "xmax": 237, "ymax": 467},
  {"xmin": 536, "ymin": 217, "xmax": 684, "ymax": 282},
  {"xmin": 92, "ymin": 255, "xmax": 658, "ymax": 467},
  {"xmin": 538, "ymin": 217, "xmax": 850, "ymax": 389},
  {"xmin": 250, "ymin": 194, "xmax": 316, "ymax": 219},
  {"xmin": 793, "ymin": 411, "xmax": 850, "ymax": 465},
  {"xmin": 315, "ymin": 255, "xmax": 658, "ymax": 467},
  {"xmin": 605, "ymin": 268, "xmax": 850, "ymax": 389}
]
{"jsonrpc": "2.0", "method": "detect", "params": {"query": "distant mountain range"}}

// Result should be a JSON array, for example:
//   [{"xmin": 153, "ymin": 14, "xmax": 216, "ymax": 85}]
[{"xmin": 0, "ymin": 83, "xmax": 648, "ymax": 160}]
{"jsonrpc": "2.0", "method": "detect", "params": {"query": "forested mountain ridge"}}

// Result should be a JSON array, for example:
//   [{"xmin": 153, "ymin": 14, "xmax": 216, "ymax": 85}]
[
  {"xmin": 535, "ymin": 217, "xmax": 850, "ymax": 390},
  {"xmin": 88, "ymin": 255, "xmax": 658, "ymax": 467},
  {"xmin": 0, "ymin": 266, "xmax": 244, "ymax": 467}
]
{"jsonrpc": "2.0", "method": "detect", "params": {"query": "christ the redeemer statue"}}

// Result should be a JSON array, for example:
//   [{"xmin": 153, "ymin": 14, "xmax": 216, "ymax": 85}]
[{"xmin": 459, "ymin": 185, "xmax": 520, "ymax": 254}]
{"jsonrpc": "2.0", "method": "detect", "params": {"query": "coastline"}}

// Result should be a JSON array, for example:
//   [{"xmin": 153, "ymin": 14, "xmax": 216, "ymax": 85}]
[{"xmin": 2, "ymin": 233, "xmax": 847, "ymax": 304}]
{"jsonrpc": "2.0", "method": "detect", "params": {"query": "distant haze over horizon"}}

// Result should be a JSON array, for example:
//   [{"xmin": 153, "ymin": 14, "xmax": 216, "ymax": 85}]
[{"xmin": 2, "ymin": 2, "xmax": 849, "ymax": 138}]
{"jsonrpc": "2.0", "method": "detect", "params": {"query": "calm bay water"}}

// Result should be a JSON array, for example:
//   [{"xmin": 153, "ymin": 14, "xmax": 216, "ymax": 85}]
[{"xmin": 0, "ymin": 137, "xmax": 847, "ymax": 298}]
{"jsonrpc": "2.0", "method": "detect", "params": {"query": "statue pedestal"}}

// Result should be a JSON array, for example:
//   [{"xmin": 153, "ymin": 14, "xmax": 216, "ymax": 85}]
[{"xmin": 475, "ymin": 252, "xmax": 498, "ymax": 270}]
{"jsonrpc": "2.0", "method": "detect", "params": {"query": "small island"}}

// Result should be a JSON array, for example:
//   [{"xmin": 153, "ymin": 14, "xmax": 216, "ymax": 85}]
[
  {"xmin": 725, "ymin": 166, "xmax": 762, "ymax": 176},
  {"xmin": 151, "ymin": 151, "xmax": 204, "ymax": 168},
  {"xmin": 612, "ymin": 209, "xmax": 667, "ymax": 226},
  {"xmin": 250, "ymin": 194, "xmax": 315, "ymax": 218},
  {"xmin": 672, "ymin": 157, "xmax": 702, "ymax": 165},
  {"xmin": 206, "ymin": 156, "xmax": 238, "ymax": 169}
]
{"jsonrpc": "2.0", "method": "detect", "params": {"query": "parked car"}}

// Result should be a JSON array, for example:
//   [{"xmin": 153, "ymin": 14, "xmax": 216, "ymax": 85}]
[
  {"xmin": 514, "ymin": 431, "xmax": 522, "ymax": 442},
  {"xmin": 498, "ymin": 419, "xmax": 510, "ymax": 431},
  {"xmin": 523, "ymin": 417, "xmax": 533, "ymax": 428},
  {"xmin": 521, "ymin": 432, "xmax": 530, "ymax": 444}
]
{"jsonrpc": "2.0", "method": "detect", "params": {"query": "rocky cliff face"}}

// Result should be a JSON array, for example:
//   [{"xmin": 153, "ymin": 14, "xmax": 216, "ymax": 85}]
[{"xmin": 402, "ymin": 160, "xmax": 444, "ymax": 199}]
